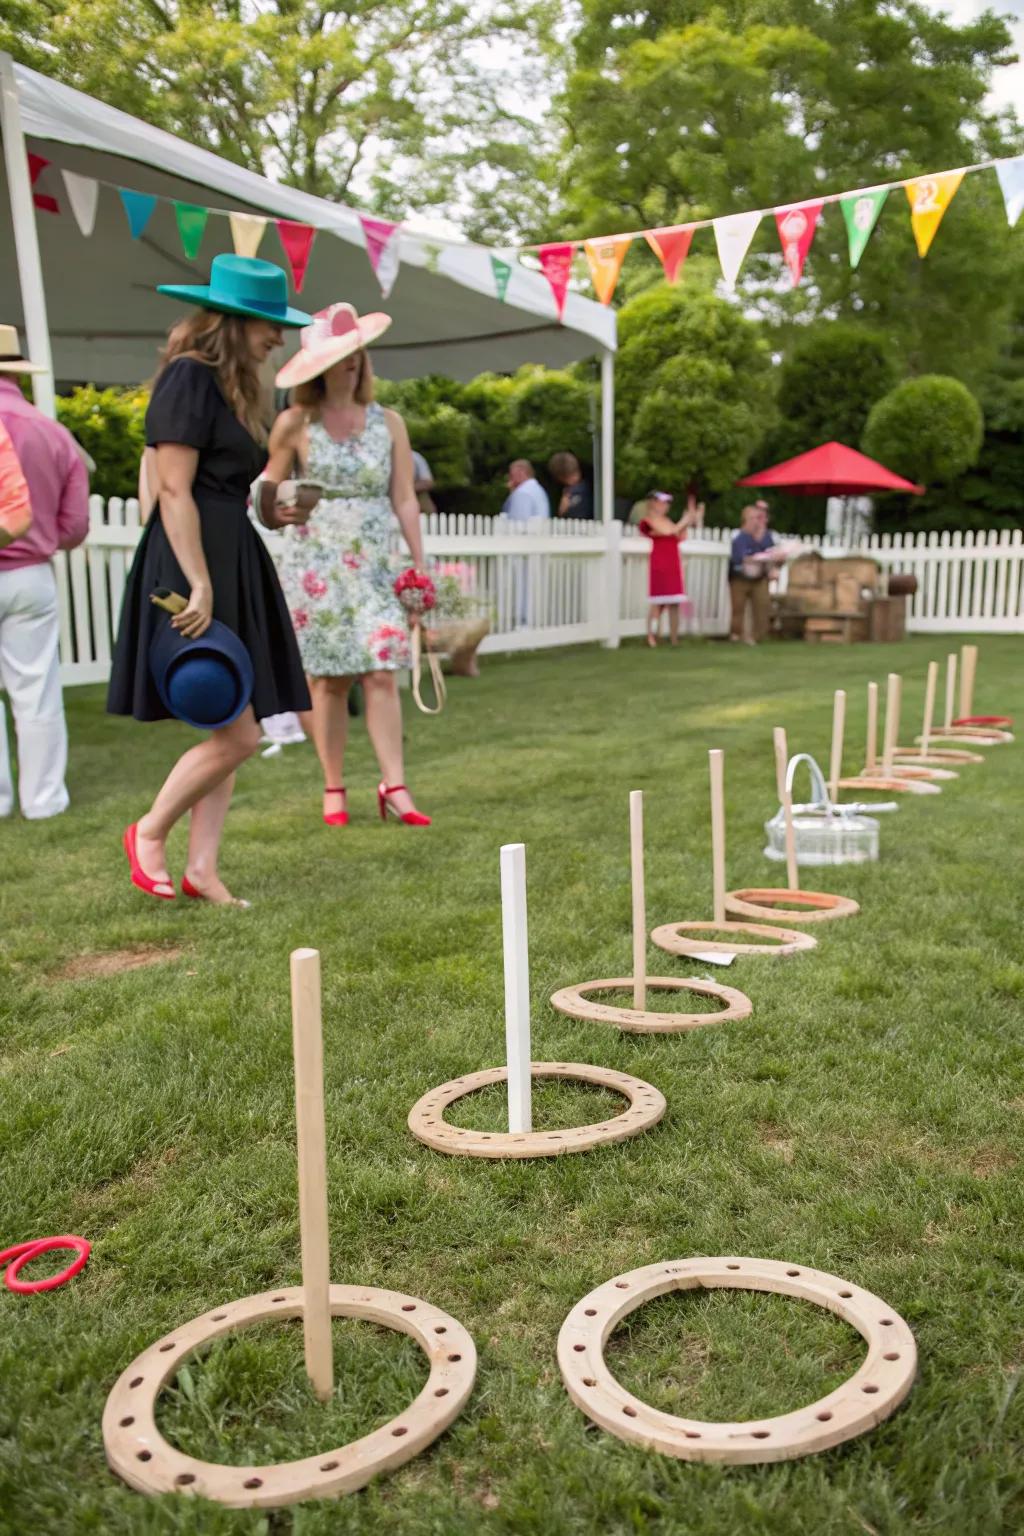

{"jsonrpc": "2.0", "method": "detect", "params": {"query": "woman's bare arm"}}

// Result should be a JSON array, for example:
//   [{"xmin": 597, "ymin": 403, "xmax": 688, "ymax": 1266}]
[
  {"xmin": 261, "ymin": 408, "xmax": 312, "ymax": 527},
  {"xmin": 384, "ymin": 409, "xmax": 425, "ymax": 569},
  {"xmin": 153, "ymin": 442, "xmax": 212, "ymax": 638}
]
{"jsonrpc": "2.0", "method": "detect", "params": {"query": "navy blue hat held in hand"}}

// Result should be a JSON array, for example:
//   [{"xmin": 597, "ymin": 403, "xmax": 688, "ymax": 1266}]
[{"xmin": 149, "ymin": 590, "xmax": 254, "ymax": 730}]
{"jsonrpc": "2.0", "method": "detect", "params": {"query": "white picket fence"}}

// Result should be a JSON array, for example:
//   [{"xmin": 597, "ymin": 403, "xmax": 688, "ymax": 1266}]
[{"xmin": 54, "ymin": 502, "xmax": 1024, "ymax": 686}]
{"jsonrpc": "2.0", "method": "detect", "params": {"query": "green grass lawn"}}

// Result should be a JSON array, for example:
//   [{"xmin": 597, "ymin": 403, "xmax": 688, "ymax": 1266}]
[{"xmin": 1, "ymin": 633, "xmax": 1022, "ymax": 1536}]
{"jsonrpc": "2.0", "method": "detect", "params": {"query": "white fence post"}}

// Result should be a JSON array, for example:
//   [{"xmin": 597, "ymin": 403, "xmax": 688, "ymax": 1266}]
[{"xmin": 603, "ymin": 518, "xmax": 622, "ymax": 650}]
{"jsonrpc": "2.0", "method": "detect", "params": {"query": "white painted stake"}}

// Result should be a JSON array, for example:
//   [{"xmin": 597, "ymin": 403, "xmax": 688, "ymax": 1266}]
[
  {"xmin": 944, "ymin": 653, "xmax": 957, "ymax": 732},
  {"xmin": 865, "ymin": 682, "xmax": 879, "ymax": 772},
  {"xmin": 629, "ymin": 791, "xmax": 646, "ymax": 1011},
  {"xmin": 500, "ymin": 843, "xmax": 532, "ymax": 1135},
  {"xmin": 829, "ymin": 690, "xmax": 846, "ymax": 802},
  {"xmin": 882, "ymin": 672, "xmax": 900, "ymax": 775},
  {"xmin": 709, "ymin": 750, "xmax": 727, "ymax": 927},
  {"xmin": 960, "ymin": 644, "xmax": 978, "ymax": 719},
  {"xmin": 921, "ymin": 661, "xmax": 938, "ymax": 758},
  {"xmin": 774, "ymin": 726, "xmax": 799, "ymax": 891},
  {"xmin": 290, "ymin": 947, "xmax": 333, "ymax": 1403}
]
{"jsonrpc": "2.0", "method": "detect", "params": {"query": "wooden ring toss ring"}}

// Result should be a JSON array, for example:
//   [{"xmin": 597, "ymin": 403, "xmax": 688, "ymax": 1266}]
[
  {"xmin": 835, "ymin": 677, "xmax": 940, "ymax": 797},
  {"xmin": 551, "ymin": 791, "xmax": 754, "ymax": 1030},
  {"xmin": 558, "ymin": 1256, "xmax": 916, "ymax": 1464},
  {"xmin": 103, "ymin": 1284, "xmax": 476, "ymax": 1507},
  {"xmin": 408, "ymin": 1062, "xmax": 665, "ymax": 1157},
  {"xmin": 650, "ymin": 919, "xmax": 816, "ymax": 959},
  {"xmin": 724, "ymin": 888, "xmax": 859, "ymax": 923}
]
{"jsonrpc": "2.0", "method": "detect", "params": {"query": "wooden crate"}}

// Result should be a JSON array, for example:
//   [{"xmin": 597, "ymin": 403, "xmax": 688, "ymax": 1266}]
[{"xmin": 868, "ymin": 596, "xmax": 906, "ymax": 643}]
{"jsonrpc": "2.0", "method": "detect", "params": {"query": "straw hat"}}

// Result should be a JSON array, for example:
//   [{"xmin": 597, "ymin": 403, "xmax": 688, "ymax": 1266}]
[
  {"xmin": 157, "ymin": 254, "xmax": 311, "ymax": 328},
  {"xmin": 0, "ymin": 325, "xmax": 45, "ymax": 374},
  {"xmin": 275, "ymin": 302, "xmax": 391, "ymax": 388}
]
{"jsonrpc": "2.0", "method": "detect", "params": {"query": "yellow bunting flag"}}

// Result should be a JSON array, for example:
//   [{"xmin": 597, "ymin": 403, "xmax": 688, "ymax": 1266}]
[
  {"xmin": 904, "ymin": 172, "xmax": 964, "ymax": 257},
  {"xmin": 229, "ymin": 213, "xmax": 268, "ymax": 259},
  {"xmin": 583, "ymin": 235, "xmax": 632, "ymax": 305}
]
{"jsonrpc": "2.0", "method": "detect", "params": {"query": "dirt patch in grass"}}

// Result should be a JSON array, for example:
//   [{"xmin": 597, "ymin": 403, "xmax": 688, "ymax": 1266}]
[
  {"xmin": 757, "ymin": 1122, "xmax": 795, "ymax": 1163},
  {"xmin": 53, "ymin": 945, "xmax": 186, "ymax": 981},
  {"xmin": 969, "ymin": 1146, "xmax": 1019, "ymax": 1179}
]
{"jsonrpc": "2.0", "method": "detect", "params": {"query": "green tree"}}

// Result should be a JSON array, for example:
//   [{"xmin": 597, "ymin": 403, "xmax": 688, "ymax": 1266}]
[
  {"xmin": 768, "ymin": 326, "xmax": 898, "ymax": 461},
  {"xmin": 56, "ymin": 386, "xmax": 147, "ymax": 500},
  {"xmin": 862, "ymin": 375, "xmax": 983, "ymax": 487}
]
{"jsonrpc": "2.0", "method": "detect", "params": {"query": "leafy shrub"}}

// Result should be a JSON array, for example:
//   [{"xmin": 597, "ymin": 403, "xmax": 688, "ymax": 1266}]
[
  {"xmin": 771, "ymin": 326, "xmax": 898, "ymax": 460},
  {"xmin": 862, "ymin": 375, "xmax": 984, "ymax": 486},
  {"xmin": 56, "ymin": 385, "xmax": 147, "ymax": 500}
]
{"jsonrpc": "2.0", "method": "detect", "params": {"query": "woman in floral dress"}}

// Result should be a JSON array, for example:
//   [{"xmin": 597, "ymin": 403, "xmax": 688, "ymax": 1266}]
[{"xmin": 265, "ymin": 302, "xmax": 431, "ymax": 827}]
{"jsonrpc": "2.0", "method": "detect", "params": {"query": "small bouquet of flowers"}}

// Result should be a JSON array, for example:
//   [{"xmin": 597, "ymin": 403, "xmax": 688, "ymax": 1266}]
[{"xmin": 394, "ymin": 567, "xmax": 437, "ymax": 620}]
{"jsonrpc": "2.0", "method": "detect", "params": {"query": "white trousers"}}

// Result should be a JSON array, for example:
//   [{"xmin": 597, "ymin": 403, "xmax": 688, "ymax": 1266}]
[{"xmin": 0, "ymin": 561, "xmax": 69, "ymax": 819}]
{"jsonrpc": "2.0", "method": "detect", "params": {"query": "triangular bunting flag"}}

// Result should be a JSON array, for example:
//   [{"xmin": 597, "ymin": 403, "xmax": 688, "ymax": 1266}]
[
  {"xmin": 905, "ymin": 172, "xmax": 963, "ymax": 258},
  {"xmin": 276, "ymin": 220, "xmax": 316, "ymax": 292},
  {"xmin": 644, "ymin": 224, "xmax": 694, "ymax": 284},
  {"xmin": 61, "ymin": 170, "xmax": 99, "ymax": 237},
  {"xmin": 537, "ymin": 242, "xmax": 576, "ymax": 319},
  {"xmin": 713, "ymin": 211, "xmax": 761, "ymax": 291},
  {"xmin": 119, "ymin": 188, "xmax": 157, "ymax": 239},
  {"xmin": 840, "ymin": 189, "xmax": 888, "ymax": 269},
  {"xmin": 775, "ymin": 201, "xmax": 823, "ymax": 286},
  {"xmin": 28, "ymin": 153, "xmax": 59, "ymax": 214},
  {"xmin": 490, "ymin": 254, "xmax": 513, "ymax": 302},
  {"xmin": 174, "ymin": 202, "xmax": 209, "ymax": 261},
  {"xmin": 229, "ymin": 213, "xmax": 268, "ymax": 258},
  {"xmin": 583, "ymin": 235, "xmax": 632, "ymax": 305},
  {"xmin": 359, "ymin": 215, "xmax": 401, "ymax": 298},
  {"xmin": 995, "ymin": 156, "xmax": 1024, "ymax": 228}
]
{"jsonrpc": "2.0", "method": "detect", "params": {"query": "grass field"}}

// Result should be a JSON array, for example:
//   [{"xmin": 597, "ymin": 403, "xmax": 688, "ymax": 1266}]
[{"xmin": 1, "ymin": 633, "xmax": 1022, "ymax": 1536}]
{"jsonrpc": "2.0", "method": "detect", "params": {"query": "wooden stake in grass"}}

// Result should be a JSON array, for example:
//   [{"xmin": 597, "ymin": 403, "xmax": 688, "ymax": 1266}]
[
  {"xmin": 773, "ymin": 725, "xmax": 788, "ymax": 803},
  {"xmin": 500, "ymin": 843, "xmax": 532, "ymax": 1135},
  {"xmin": 290, "ymin": 947, "xmax": 333, "ymax": 1403},
  {"xmin": 920, "ymin": 661, "xmax": 938, "ymax": 759},
  {"xmin": 959, "ymin": 643, "xmax": 978, "ymax": 719},
  {"xmin": 709, "ymin": 750, "xmax": 727, "ymax": 927},
  {"xmin": 829, "ymin": 690, "xmax": 846, "ymax": 802},
  {"xmin": 629, "ymin": 791, "xmax": 646, "ymax": 1012},
  {"xmin": 881, "ymin": 672, "xmax": 900, "ymax": 776},
  {"xmin": 944, "ymin": 653, "xmax": 957, "ymax": 733},
  {"xmin": 773, "ymin": 726, "xmax": 799, "ymax": 891},
  {"xmin": 865, "ymin": 682, "xmax": 879, "ymax": 772}
]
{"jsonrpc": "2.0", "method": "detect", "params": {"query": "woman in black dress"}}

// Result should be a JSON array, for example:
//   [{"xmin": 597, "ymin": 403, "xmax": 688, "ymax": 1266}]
[{"xmin": 108, "ymin": 255, "xmax": 313, "ymax": 906}]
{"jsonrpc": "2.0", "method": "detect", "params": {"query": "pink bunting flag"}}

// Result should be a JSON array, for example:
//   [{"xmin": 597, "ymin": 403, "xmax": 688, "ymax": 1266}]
[
  {"xmin": 359, "ymin": 215, "xmax": 401, "ymax": 298},
  {"xmin": 775, "ymin": 201, "xmax": 823, "ymax": 286},
  {"xmin": 644, "ymin": 225, "xmax": 694, "ymax": 285},
  {"xmin": 276, "ymin": 220, "xmax": 316, "ymax": 293},
  {"xmin": 537, "ymin": 243, "xmax": 576, "ymax": 320},
  {"xmin": 28, "ymin": 153, "xmax": 59, "ymax": 215}
]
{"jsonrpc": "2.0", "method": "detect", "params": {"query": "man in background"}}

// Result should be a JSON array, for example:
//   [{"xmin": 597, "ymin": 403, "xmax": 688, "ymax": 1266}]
[
  {"xmin": 0, "ymin": 325, "xmax": 89, "ymax": 818},
  {"xmin": 728, "ymin": 500, "xmax": 786, "ymax": 645},
  {"xmin": 502, "ymin": 459, "xmax": 550, "ymax": 522},
  {"xmin": 548, "ymin": 450, "xmax": 593, "ymax": 520}
]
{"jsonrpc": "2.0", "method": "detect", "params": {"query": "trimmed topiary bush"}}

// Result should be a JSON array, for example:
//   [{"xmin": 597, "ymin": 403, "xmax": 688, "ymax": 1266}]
[{"xmin": 862, "ymin": 375, "xmax": 983, "ymax": 487}]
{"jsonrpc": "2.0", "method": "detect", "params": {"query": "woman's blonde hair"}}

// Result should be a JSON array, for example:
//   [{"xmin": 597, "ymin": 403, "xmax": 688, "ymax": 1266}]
[
  {"xmin": 157, "ymin": 310, "xmax": 270, "ymax": 442},
  {"xmin": 292, "ymin": 348, "xmax": 375, "ymax": 413}
]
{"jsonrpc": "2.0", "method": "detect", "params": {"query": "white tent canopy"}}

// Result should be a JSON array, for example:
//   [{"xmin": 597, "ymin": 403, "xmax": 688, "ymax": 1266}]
[{"xmin": 0, "ymin": 54, "xmax": 616, "ymax": 515}]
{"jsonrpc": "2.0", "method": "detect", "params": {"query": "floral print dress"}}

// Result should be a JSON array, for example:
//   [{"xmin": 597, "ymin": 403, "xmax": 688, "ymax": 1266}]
[{"xmin": 278, "ymin": 404, "xmax": 411, "ymax": 676}]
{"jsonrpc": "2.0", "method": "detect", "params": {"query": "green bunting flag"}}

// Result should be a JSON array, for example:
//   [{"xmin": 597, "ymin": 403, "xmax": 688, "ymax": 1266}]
[
  {"xmin": 841, "ymin": 189, "xmax": 887, "ymax": 270},
  {"xmin": 174, "ymin": 202, "xmax": 209, "ymax": 261},
  {"xmin": 491, "ymin": 255, "xmax": 513, "ymax": 302}
]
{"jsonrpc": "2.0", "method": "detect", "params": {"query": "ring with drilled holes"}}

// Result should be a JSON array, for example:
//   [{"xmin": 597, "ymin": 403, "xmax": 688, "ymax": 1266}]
[
  {"xmin": 919, "ymin": 728, "xmax": 1013, "ymax": 744},
  {"xmin": 837, "ymin": 775, "xmax": 940, "ymax": 796},
  {"xmin": 894, "ymin": 746, "xmax": 984, "ymax": 764},
  {"xmin": 102, "ymin": 1285, "xmax": 476, "ymax": 1508},
  {"xmin": 558, "ymin": 1256, "xmax": 916, "ymax": 1464},
  {"xmin": 1, "ymin": 1236, "xmax": 91, "ymax": 1294},
  {"xmin": 549, "ymin": 977, "xmax": 752, "ymax": 1034},
  {"xmin": 408, "ymin": 1062, "xmax": 665, "ymax": 1158},
  {"xmin": 724, "ymin": 889, "xmax": 859, "ymax": 924},
  {"xmin": 651, "ymin": 920, "xmax": 817, "ymax": 959}
]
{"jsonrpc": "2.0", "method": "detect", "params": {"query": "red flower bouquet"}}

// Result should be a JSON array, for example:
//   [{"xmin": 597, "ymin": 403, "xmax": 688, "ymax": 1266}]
[{"xmin": 394, "ymin": 567, "xmax": 437, "ymax": 619}]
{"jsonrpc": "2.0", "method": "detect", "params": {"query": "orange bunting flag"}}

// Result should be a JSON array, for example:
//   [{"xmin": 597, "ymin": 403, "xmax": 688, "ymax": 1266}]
[
  {"xmin": 583, "ymin": 235, "xmax": 631, "ymax": 304},
  {"xmin": 537, "ymin": 243, "xmax": 576, "ymax": 320},
  {"xmin": 905, "ymin": 172, "xmax": 964, "ymax": 257},
  {"xmin": 644, "ymin": 225, "xmax": 694, "ymax": 285},
  {"xmin": 775, "ymin": 201, "xmax": 823, "ymax": 286}
]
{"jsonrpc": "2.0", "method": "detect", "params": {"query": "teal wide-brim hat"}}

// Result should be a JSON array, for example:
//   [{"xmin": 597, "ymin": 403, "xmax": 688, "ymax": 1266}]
[{"xmin": 157, "ymin": 254, "xmax": 312, "ymax": 327}]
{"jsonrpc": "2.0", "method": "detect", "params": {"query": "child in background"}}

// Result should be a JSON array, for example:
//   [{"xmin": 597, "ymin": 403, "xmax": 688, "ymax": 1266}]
[{"xmin": 639, "ymin": 490, "xmax": 703, "ymax": 647}]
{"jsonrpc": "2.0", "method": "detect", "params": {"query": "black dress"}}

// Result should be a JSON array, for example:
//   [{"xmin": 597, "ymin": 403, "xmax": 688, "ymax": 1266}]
[{"xmin": 107, "ymin": 357, "xmax": 310, "ymax": 722}]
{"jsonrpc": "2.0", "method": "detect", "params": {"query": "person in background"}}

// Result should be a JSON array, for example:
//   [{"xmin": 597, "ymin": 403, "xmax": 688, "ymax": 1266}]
[
  {"xmin": 548, "ymin": 450, "xmax": 593, "ymax": 520},
  {"xmin": 502, "ymin": 459, "xmax": 550, "ymax": 521},
  {"xmin": 411, "ymin": 449, "xmax": 436, "ymax": 517},
  {"xmin": 639, "ymin": 490, "xmax": 702, "ymax": 647},
  {"xmin": 0, "ymin": 324, "xmax": 90, "ymax": 820},
  {"xmin": 729, "ymin": 500, "xmax": 786, "ymax": 645}
]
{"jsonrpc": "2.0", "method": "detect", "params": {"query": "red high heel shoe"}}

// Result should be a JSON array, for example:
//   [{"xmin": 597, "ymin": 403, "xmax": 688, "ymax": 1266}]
[
  {"xmin": 123, "ymin": 823, "xmax": 175, "ymax": 901},
  {"xmin": 377, "ymin": 782, "xmax": 431, "ymax": 827},
  {"xmin": 323, "ymin": 786, "xmax": 349, "ymax": 827}
]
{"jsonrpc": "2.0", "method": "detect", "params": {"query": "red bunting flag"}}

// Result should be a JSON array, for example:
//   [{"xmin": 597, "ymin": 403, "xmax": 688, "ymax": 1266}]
[
  {"xmin": 775, "ymin": 201, "xmax": 822, "ymax": 286},
  {"xmin": 537, "ymin": 243, "xmax": 576, "ymax": 320},
  {"xmin": 28, "ymin": 153, "xmax": 59, "ymax": 215},
  {"xmin": 359, "ymin": 215, "xmax": 401, "ymax": 298},
  {"xmin": 644, "ymin": 225, "xmax": 694, "ymax": 285},
  {"xmin": 276, "ymin": 220, "xmax": 316, "ymax": 292}
]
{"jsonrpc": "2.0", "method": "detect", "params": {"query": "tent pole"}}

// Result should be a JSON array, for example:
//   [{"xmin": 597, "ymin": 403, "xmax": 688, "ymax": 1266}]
[
  {"xmin": 0, "ymin": 51, "xmax": 56, "ymax": 417},
  {"xmin": 600, "ymin": 346, "xmax": 614, "ymax": 524}
]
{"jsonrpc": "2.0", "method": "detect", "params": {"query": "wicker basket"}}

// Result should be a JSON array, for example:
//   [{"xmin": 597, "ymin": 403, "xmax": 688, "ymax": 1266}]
[{"xmin": 764, "ymin": 753, "xmax": 880, "ymax": 867}]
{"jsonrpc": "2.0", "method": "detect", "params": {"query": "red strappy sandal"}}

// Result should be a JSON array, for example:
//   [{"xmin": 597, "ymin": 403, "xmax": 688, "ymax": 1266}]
[
  {"xmin": 377, "ymin": 782, "xmax": 431, "ymax": 827},
  {"xmin": 123, "ymin": 823, "xmax": 176, "ymax": 900},
  {"xmin": 323, "ymin": 786, "xmax": 349, "ymax": 827}
]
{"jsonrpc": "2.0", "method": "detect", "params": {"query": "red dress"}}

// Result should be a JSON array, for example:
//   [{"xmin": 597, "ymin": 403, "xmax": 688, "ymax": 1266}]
[{"xmin": 640, "ymin": 520, "xmax": 691, "ymax": 608}]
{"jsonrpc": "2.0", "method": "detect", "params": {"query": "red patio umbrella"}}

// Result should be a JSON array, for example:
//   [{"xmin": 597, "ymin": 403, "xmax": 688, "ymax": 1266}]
[{"xmin": 738, "ymin": 441, "xmax": 924, "ymax": 496}]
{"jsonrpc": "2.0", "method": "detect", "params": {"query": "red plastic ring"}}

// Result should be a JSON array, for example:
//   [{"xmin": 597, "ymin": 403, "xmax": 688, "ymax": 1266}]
[
  {"xmin": 952, "ymin": 715, "xmax": 1012, "ymax": 728},
  {"xmin": 1, "ymin": 1236, "xmax": 91, "ymax": 1294}
]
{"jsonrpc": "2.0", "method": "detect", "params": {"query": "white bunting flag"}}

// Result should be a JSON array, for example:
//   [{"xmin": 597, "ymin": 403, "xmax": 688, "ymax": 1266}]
[
  {"xmin": 61, "ymin": 170, "xmax": 99, "ymax": 238},
  {"xmin": 229, "ymin": 213, "xmax": 268, "ymax": 258},
  {"xmin": 995, "ymin": 156, "xmax": 1024, "ymax": 228},
  {"xmin": 713, "ymin": 211, "xmax": 761, "ymax": 291}
]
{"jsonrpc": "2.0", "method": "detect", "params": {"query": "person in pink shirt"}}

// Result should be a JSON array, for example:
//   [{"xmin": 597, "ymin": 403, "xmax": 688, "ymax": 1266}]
[{"xmin": 0, "ymin": 325, "xmax": 89, "ymax": 818}]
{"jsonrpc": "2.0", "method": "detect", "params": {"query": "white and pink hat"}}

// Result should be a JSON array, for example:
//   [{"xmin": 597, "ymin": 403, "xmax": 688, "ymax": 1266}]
[{"xmin": 275, "ymin": 302, "xmax": 391, "ymax": 389}]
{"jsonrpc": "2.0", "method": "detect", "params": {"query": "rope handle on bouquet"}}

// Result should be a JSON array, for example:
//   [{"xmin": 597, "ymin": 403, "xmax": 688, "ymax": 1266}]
[{"xmin": 410, "ymin": 622, "xmax": 446, "ymax": 716}]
